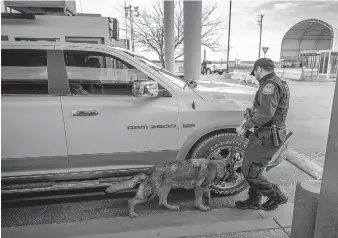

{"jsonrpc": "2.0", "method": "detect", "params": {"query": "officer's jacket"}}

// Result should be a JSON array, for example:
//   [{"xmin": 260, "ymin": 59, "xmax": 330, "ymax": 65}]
[{"xmin": 244, "ymin": 72, "xmax": 290, "ymax": 130}]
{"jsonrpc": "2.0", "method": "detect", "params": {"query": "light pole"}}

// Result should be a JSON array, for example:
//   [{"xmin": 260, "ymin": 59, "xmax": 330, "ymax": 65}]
[
  {"xmin": 257, "ymin": 14, "xmax": 264, "ymax": 58},
  {"xmin": 226, "ymin": 0, "xmax": 232, "ymax": 73},
  {"xmin": 224, "ymin": 46, "xmax": 233, "ymax": 70},
  {"xmin": 125, "ymin": 5, "xmax": 139, "ymax": 52},
  {"xmin": 124, "ymin": 0, "xmax": 128, "ymax": 40},
  {"xmin": 234, "ymin": 51, "xmax": 237, "ymax": 69}
]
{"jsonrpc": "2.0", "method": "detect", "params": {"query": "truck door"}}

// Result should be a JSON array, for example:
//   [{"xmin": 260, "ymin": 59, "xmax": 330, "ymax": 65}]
[
  {"xmin": 58, "ymin": 47, "xmax": 179, "ymax": 172},
  {"xmin": 1, "ymin": 46, "xmax": 69, "ymax": 177}
]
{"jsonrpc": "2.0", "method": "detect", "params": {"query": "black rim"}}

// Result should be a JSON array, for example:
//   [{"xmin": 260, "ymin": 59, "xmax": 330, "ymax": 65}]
[{"xmin": 207, "ymin": 146, "xmax": 245, "ymax": 190}]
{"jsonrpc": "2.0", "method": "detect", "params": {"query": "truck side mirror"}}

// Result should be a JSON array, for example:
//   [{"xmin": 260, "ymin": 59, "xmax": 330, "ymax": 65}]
[{"xmin": 132, "ymin": 80, "xmax": 159, "ymax": 98}]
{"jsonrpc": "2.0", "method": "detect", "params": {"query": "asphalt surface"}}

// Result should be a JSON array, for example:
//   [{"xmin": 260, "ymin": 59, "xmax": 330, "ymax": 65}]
[
  {"xmin": 1, "ymin": 160, "xmax": 313, "ymax": 228},
  {"xmin": 286, "ymin": 80, "xmax": 335, "ymax": 167}
]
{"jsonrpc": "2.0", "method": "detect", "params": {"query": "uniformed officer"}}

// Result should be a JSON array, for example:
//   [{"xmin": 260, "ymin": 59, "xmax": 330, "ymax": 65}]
[
  {"xmin": 235, "ymin": 58, "xmax": 290, "ymax": 211},
  {"xmin": 201, "ymin": 60, "xmax": 207, "ymax": 75}
]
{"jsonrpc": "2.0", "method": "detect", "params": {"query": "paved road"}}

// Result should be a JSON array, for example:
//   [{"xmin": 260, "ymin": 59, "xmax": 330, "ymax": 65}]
[
  {"xmin": 199, "ymin": 74, "xmax": 335, "ymax": 167},
  {"xmin": 286, "ymin": 80, "xmax": 335, "ymax": 167}
]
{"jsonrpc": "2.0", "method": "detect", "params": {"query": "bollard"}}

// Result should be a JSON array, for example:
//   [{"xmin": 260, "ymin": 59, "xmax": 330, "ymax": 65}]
[{"xmin": 291, "ymin": 180, "xmax": 321, "ymax": 238}]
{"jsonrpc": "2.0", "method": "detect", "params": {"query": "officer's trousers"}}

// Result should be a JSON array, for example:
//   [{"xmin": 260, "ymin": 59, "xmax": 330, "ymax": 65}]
[{"xmin": 241, "ymin": 132, "xmax": 283, "ymax": 199}]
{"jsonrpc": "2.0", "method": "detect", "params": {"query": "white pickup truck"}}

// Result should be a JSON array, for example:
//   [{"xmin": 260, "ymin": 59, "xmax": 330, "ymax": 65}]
[
  {"xmin": 1, "ymin": 41, "xmax": 291, "ymax": 196},
  {"xmin": 205, "ymin": 61, "xmax": 228, "ymax": 75}
]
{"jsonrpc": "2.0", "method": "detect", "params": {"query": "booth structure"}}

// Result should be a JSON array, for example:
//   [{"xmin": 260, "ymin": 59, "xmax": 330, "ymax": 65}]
[
  {"xmin": 317, "ymin": 50, "xmax": 337, "ymax": 80},
  {"xmin": 281, "ymin": 19, "xmax": 338, "ymax": 81}
]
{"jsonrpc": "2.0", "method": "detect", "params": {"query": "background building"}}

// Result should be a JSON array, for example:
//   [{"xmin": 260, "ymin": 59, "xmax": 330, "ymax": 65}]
[
  {"xmin": 280, "ymin": 18, "xmax": 337, "ymax": 80},
  {"xmin": 1, "ymin": 0, "xmax": 129, "ymax": 49}
]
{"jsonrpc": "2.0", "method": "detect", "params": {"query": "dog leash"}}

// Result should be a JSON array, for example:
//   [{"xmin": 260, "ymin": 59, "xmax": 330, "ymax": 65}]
[{"xmin": 222, "ymin": 135, "xmax": 247, "ymax": 182}]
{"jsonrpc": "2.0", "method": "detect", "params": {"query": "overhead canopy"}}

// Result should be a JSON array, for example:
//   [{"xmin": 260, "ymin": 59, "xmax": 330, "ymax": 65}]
[{"xmin": 280, "ymin": 19, "xmax": 337, "ymax": 61}]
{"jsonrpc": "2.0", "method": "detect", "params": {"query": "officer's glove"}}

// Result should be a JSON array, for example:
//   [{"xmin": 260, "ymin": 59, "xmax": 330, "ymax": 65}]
[{"xmin": 236, "ymin": 120, "xmax": 247, "ymax": 136}]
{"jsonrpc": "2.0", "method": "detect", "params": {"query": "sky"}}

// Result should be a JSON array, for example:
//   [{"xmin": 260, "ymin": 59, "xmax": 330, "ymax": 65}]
[
  {"xmin": 2, "ymin": 0, "xmax": 338, "ymax": 61},
  {"xmin": 74, "ymin": 0, "xmax": 338, "ymax": 61}
]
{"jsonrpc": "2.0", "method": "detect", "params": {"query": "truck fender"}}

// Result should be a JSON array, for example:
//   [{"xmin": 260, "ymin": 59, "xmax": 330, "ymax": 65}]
[{"xmin": 176, "ymin": 120, "xmax": 240, "ymax": 161}]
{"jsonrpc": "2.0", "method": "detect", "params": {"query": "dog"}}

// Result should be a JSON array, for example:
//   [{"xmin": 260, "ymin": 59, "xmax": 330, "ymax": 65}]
[{"xmin": 105, "ymin": 158, "xmax": 228, "ymax": 218}]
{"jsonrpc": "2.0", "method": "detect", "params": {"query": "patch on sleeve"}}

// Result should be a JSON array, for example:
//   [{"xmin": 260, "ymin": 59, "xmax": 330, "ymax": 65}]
[{"xmin": 262, "ymin": 83, "xmax": 275, "ymax": 95}]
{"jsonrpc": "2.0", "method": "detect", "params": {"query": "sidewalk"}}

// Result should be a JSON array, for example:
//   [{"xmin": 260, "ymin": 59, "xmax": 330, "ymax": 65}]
[
  {"xmin": 2, "ymin": 154, "xmax": 319, "ymax": 238},
  {"xmin": 2, "ymin": 202, "xmax": 294, "ymax": 238}
]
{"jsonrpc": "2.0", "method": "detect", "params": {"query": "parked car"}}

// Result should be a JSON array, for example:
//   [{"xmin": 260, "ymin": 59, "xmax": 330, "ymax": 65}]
[{"xmin": 1, "ymin": 41, "xmax": 291, "ymax": 196}]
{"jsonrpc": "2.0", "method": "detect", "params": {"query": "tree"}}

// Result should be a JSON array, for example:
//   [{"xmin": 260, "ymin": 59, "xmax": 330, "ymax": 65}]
[{"xmin": 116, "ymin": 0, "xmax": 226, "ymax": 68}]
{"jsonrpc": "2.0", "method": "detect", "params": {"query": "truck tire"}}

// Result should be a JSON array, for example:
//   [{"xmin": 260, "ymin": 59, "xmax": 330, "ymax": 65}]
[
  {"xmin": 207, "ymin": 68, "xmax": 212, "ymax": 74},
  {"xmin": 189, "ymin": 132, "xmax": 248, "ymax": 196}
]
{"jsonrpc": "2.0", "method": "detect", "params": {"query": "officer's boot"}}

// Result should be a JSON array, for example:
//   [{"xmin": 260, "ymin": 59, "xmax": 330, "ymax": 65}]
[
  {"xmin": 261, "ymin": 188, "xmax": 288, "ymax": 211},
  {"xmin": 235, "ymin": 191, "xmax": 262, "ymax": 210}
]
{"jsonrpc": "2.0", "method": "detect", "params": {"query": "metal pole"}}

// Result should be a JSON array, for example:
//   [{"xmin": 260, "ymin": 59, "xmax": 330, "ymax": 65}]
[
  {"xmin": 183, "ymin": 0, "xmax": 202, "ymax": 81},
  {"xmin": 226, "ymin": 0, "xmax": 232, "ymax": 73},
  {"xmin": 164, "ymin": 0, "xmax": 175, "ymax": 72},
  {"xmin": 258, "ymin": 14, "xmax": 264, "ymax": 58},
  {"xmin": 129, "ymin": 6, "xmax": 134, "ymax": 52},
  {"xmin": 125, "ymin": 0, "xmax": 128, "ymax": 40},
  {"xmin": 311, "ymin": 55, "xmax": 316, "ymax": 80}
]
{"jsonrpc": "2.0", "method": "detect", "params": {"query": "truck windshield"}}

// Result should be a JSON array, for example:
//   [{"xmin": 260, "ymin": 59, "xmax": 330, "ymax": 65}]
[{"xmin": 121, "ymin": 50, "xmax": 186, "ymax": 88}]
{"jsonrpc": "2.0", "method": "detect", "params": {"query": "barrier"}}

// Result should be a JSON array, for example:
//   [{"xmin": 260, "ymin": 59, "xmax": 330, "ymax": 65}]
[
  {"xmin": 301, "ymin": 68, "xmax": 319, "ymax": 81},
  {"xmin": 275, "ymin": 68, "xmax": 302, "ymax": 81},
  {"xmin": 291, "ymin": 180, "xmax": 321, "ymax": 238},
  {"xmin": 232, "ymin": 69, "xmax": 303, "ymax": 82},
  {"xmin": 230, "ymin": 68, "xmax": 331, "ymax": 82},
  {"xmin": 231, "ymin": 70, "xmax": 258, "ymax": 84}
]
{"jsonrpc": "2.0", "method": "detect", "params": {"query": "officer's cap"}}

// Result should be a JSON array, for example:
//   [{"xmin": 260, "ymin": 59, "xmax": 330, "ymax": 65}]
[{"xmin": 249, "ymin": 58, "xmax": 275, "ymax": 76}]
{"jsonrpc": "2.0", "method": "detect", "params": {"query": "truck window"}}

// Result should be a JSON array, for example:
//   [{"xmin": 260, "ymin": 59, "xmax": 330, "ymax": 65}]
[
  {"xmin": 1, "ymin": 49, "xmax": 49, "ymax": 95},
  {"xmin": 64, "ymin": 50, "xmax": 150, "ymax": 96}
]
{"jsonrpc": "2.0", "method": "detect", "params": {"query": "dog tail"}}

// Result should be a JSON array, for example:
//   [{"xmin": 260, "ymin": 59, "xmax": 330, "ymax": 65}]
[{"xmin": 104, "ymin": 173, "xmax": 148, "ymax": 194}]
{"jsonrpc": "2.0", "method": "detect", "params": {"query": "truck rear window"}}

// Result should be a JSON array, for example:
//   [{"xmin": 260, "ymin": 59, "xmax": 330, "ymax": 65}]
[{"xmin": 1, "ymin": 49, "xmax": 49, "ymax": 95}]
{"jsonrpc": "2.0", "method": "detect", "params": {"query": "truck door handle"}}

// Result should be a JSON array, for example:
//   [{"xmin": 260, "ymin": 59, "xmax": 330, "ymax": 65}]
[{"xmin": 72, "ymin": 109, "xmax": 99, "ymax": 116}]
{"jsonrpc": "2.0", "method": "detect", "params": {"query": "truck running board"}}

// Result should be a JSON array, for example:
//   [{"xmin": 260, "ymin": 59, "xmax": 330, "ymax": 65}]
[{"xmin": 1, "ymin": 176, "xmax": 134, "ymax": 195}]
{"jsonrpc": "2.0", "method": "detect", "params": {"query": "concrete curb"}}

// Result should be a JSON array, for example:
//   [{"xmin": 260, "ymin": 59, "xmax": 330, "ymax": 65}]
[
  {"xmin": 286, "ymin": 149, "xmax": 323, "ymax": 180},
  {"xmin": 67, "ymin": 219, "xmax": 281, "ymax": 238},
  {"xmin": 282, "ymin": 77, "xmax": 336, "ymax": 83}
]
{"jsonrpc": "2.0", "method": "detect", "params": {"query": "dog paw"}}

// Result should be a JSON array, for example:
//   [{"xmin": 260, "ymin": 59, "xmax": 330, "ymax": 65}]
[
  {"xmin": 170, "ymin": 205, "xmax": 180, "ymax": 210},
  {"xmin": 163, "ymin": 204, "xmax": 180, "ymax": 210},
  {"xmin": 198, "ymin": 205, "xmax": 211, "ymax": 211},
  {"xmin": 129, "ymin": 212, "xmax": 139, "ymax": 218}
]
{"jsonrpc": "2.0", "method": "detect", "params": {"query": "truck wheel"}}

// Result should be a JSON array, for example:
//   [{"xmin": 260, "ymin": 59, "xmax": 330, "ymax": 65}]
[
  {"xmin": 189, "ymin": 132, "xmax": 248, "ymax": 196},
  {"xmin": 207, "ymin": 69, "xmax": 212, "ymax": 74}
]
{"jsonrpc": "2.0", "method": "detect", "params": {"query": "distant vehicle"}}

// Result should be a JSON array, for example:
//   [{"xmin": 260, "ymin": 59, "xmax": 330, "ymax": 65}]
[{"xmin": 205, "ymin": 61, "xmax": 227, "ymax": 75}]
